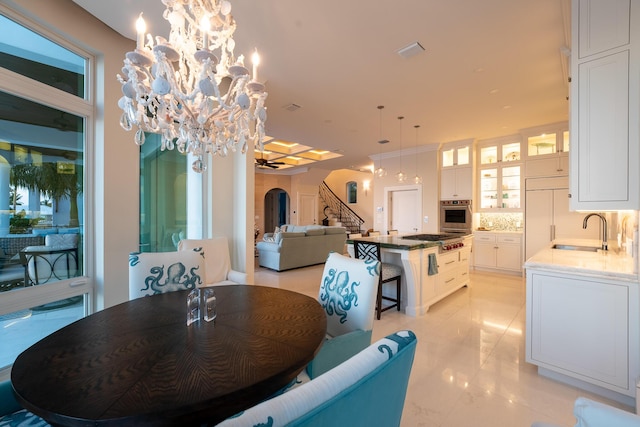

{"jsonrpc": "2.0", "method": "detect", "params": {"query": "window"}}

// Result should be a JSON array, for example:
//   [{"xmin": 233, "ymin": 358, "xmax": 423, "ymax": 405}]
[
  {"xmin": 139, "ymin": 133, "xmax": 197, "ymax": 252},
  {"xmin": 0, "ymin": 12, "xmax": 92, "ymax": 376},
  {"xmin": 347, "ymin": 181, "xmax": 357, "ymax": 204}
]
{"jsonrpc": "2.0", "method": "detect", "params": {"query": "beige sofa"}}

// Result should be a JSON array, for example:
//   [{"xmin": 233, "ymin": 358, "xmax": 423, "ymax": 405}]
[{"xmin": 256, "ymin": 225, "xmax": 347, "ymax": 271}]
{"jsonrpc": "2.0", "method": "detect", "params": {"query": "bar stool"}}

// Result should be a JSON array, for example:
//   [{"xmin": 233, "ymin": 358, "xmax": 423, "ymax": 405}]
[{"xmin": 353, "ymin": 240, "xmax": 401, "ymax": 319}]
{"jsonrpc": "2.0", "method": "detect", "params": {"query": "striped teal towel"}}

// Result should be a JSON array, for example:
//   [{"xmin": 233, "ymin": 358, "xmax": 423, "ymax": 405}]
[{"xmin": 428, "ymin": 253, "xmax": 438, "ymax": 275}]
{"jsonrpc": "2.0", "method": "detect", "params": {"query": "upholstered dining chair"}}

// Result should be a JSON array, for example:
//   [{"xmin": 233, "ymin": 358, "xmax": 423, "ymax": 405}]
[
  {"xmin": 353, "ymin": 240, "xmax": 402, "ymax": 320},
  {"xmin": 177, "ymin": 237, "xmax": 247, "ymax": 286},
  {"xmin": 388, "ymin": 229, "xmax": 399, "ymax": 236},
  {"xmin": 0, "ymin": 380, "xmax": 49, "ymax": 426},
  {"xmin": 305, "ymin": 251, "xmax": 379, "ymax": 379},
  {"xmin": 216, "ymin": 330, "xmax": 417, "ymax": 427},
  {"xmin": 368, "ymin": 230, "xmax": 381, "ymax": 237},
  {"xmin": 128, "ymin": 249, "xmax": 206, "ymax": 300}
]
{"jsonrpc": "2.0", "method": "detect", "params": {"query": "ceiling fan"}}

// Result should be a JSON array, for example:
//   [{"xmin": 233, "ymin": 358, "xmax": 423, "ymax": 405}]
[{"xmin": 255, "ymin": 151, "xmax": 285, "ymax": 169}]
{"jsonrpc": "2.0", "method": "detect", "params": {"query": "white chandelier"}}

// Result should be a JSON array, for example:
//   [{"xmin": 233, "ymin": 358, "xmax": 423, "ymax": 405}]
[{"xmin": 116, "ymin": 0, "xmax": 268, "ymax": 173}]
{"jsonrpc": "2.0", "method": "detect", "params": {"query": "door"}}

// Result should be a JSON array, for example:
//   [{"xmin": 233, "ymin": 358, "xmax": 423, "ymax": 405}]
[
  {"xmin": 389, "ymin": 189, "xmax": 420, "ymax": 234},
  {"xmin": 298, "ymin": 193, "xmax": 317, "ymax": 225}
]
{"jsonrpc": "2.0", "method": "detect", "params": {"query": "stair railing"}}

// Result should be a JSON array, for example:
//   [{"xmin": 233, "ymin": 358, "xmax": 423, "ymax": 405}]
[{"xmin": 319, "ymin": 181, "xmax": 364, "ymax": 234}]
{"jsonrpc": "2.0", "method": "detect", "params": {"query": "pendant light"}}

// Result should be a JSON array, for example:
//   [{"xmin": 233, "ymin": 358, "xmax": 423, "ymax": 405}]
[
  {"xmin": 412, "ymin": 125, "xmax": 423, "ymax": 184},
  {"xmin": 374, "ymin": 105, "xmax": 388, "ymax": 178},
  {"xmin": 396, "ymin": 116, "xmax": 406, "ymax": 183}
]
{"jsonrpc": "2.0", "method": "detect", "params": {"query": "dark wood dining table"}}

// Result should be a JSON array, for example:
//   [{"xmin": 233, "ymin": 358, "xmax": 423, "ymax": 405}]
[{"xmin": 11, "ymin": 285, "xmax": 327, "ymax": 426}]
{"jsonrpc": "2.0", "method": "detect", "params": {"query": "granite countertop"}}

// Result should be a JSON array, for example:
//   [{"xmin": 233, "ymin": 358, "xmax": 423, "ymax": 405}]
[
  {"xmin": 346, "ymin": 234, "xmax": 472, "ymax": 250},
  {"xmin": 524, "ymin": 238, "xmax": 638, "ymax": 281}
]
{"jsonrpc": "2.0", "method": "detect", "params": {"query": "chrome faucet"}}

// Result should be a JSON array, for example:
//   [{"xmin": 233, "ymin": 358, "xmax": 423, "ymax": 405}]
[{"xmin": 583, "ymin": 213, "xmax": 608, "ymax": 251}]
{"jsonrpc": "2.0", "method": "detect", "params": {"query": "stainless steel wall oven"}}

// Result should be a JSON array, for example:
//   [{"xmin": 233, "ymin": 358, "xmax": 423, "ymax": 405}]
[{"xmin": 440, "ymin": 200, "xmax": 472, "ymax": 233}]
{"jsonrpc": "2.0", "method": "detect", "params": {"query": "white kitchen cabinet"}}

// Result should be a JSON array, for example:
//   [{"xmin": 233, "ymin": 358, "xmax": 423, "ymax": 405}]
[
  {"xmin": 522, "ymin": 123, "xmax": 570, "ymax": 178},
  {"xmin": 477, "ymin": 136, "xmax": 522, "ymax": 211},
  {"xmin": 570, "ymin": 0, "xmax": 640, "ymax": 210},
  {"xmin": 526, "ymin": 268, "xmax": 639, "ymax": 400},
  {"xmin": 441, "ymin": 166, "xmax": 473, "ymax": 200},
  {"xmin": 524, "ymin": 176, "xmax": 599, "ymax": 260},
  {"xmin": 440, "ymin": 139, "xmax": 473, "ymax": 201},
  {"xmin": 441, "ymin": 140, "xmax": 471, "ymax": 168},
  {"xmin": 473, "ymin": 232, "xmax": 522, "ymax": 274}
]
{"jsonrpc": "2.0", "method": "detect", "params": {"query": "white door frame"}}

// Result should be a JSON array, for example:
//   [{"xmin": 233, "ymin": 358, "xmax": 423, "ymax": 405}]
[{"xmin": 383, "ymin": 185, "xmax": 422, "ymax": 234}]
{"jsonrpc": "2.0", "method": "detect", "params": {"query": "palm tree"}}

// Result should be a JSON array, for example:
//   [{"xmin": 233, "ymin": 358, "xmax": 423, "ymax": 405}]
[{"xmin": 10, "ymin": 162, "xmax": 82, "ymax": 226}]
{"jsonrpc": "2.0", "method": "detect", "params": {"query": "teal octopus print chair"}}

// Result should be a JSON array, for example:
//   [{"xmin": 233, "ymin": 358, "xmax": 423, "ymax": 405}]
[
  {"xmin": 128, "ymin": 248, "xmax": 206, "ymax": 300},
  {"xmin": 0, "ymin": 380, "xmax": 49, "ymax": 426},
  {"xmin": 216, "ymin": 330, "xmax": 417, "ymax": 427},
  {"xmin": 306, "ymin": 251, "xmax": 380, "ymax": 379}
]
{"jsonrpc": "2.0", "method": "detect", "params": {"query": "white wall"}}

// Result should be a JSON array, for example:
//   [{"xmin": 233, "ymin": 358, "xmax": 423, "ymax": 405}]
[
  {"xmin": 371, "ymin": 145, "xmax": 440, "ymax": 234},
  {"xmin": 324, "ymin": 169, "xmax": 374, "ymax": 232}
]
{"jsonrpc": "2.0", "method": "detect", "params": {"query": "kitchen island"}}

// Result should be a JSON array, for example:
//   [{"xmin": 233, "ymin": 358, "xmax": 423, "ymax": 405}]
[
  {"xmin": 347, "ymin": 234, "xmax": 472, "ymax": 316},
  {"xmin": 525, "ymin": 240, "xmax": 639, "ymax": 407}
]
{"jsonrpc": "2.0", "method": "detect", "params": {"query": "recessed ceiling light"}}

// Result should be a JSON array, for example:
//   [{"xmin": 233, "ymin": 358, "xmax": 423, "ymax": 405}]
[
  {"xmin": 502, "ymin": 105, "xmax": 512, "ymax": 110},
  {"xmin": 489, "ymin": 89, "xmax": 499, "ymax": 95}
]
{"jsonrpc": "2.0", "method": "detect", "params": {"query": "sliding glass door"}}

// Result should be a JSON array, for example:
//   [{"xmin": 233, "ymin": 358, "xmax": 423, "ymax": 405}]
[{"xmin": 0, "ymin": 13, "xmax": 92, "ymax": 374}]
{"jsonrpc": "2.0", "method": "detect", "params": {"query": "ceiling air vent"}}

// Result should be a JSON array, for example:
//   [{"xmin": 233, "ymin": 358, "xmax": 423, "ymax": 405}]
[
  {"xmin": 283, "ymin": 103, "xmax": 301, "ymax": 112},
  {"xmin": 397, "ymin": 42, "xmax": 425, "ymax": 59}
]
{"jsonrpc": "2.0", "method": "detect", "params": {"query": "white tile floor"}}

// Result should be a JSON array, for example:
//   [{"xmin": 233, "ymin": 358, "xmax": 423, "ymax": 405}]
[
  {"xmin": 3, "ymin": 266, "xmax": 635, "ymax": 425},
  {"xmin": 255, "ymin": 265, "xmax": 635, "ymax": 427}
]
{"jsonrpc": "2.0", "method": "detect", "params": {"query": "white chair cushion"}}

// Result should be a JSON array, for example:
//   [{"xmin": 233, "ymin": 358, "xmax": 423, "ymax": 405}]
[
  {"xmin": 178, "ymin": 237, "xmax": 234, "ymax": 285},
  {"xmin": 381, "ymin": 262, "xmax": 402, "ymax": 281},
  {"xmin": 319, "ymin": 252, "xmax": 379, "ymax": 338},
  {"xmin": 128, "ymin": 249, "xmax": 206, "ymax": 299},
  {"xmin": 44, "ymin": 233, "xmax": 78, "ymax": 248}
]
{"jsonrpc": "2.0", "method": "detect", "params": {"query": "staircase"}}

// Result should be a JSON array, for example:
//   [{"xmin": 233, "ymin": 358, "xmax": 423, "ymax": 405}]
[{"xmin": 319, "ymin": 181, "xmax": 364, "ymax": 234}]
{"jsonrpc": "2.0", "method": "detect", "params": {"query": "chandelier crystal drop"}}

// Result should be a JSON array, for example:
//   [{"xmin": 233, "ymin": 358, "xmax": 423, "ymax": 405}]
[
  {"xmin": 395, "ymin": 116, "xmax": 406, "ymax": 183},
  {"xmin": 374, "ymin": 105, "xmax": 387, "ymax": 178},
  {"xmin": 412, "ymin": 125, "xmax": 423, "ymax": 184},
  {"xmin": 116, "ymin": 0, "xmax": 268, "ymax": 173}
]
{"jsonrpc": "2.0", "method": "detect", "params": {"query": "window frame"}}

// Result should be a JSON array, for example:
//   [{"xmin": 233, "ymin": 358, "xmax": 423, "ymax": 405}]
[{"xmin": 0, "ymin": 6, "xmax": 95, "ymax": 381}]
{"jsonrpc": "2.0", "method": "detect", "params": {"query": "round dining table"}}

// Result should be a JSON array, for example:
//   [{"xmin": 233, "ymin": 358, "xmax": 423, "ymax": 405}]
[{"xmin": 11, "ymin": 285, "xmax": 327, "ymax": 426}]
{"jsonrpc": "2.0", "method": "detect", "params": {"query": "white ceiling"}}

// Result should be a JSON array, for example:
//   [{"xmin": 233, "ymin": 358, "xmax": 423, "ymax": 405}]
[{"xmin": 72, "ymin": 0, "xmax": 571, "ymax": 173}]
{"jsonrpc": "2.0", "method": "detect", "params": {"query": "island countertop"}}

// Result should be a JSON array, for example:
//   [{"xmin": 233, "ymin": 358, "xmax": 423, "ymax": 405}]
[
  {"xmin": 524, "ymin": 238, "xmax": 638, "ymax": 281},
  {"xmin": 346, "ymin": 234, "xmax": 472, "ymax": 251}
]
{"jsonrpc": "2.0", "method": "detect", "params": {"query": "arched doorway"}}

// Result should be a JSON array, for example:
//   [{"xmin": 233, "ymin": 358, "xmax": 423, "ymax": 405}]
[{"xmin": 264, "ymin": 188, "xmax": 290, "ymax": 233}]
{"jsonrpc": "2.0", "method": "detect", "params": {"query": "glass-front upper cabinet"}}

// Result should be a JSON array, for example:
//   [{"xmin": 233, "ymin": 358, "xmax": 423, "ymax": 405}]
[
  {"xmin": 441, "ymin": 140, "xmax": 472, "ymax": 168},
  {"xmin": 477, "ymin": 135, "xmax": 522, "ymax": 211},
  {"xmin": 521, "ymin": 122, "xmax": 569, "ymax": 178},
  {"xmin": 479, "ymin": 139, "xmax": 521, "ymax": 165},
  {"xmin": 522, "ymin": 122, "xmax": 569, "ymax": 158}
]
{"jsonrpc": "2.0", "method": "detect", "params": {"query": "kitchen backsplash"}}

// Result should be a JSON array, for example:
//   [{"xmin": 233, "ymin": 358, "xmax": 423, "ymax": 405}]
[{"xmin": 476, "ymin": 213, "xmax": 524, "ymax": 231}]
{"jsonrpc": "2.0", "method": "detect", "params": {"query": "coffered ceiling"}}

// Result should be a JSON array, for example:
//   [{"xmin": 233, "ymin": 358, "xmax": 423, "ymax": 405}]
[{"xmin": 73, "ymin": 0, "xmax": 571, "ymax": 174}]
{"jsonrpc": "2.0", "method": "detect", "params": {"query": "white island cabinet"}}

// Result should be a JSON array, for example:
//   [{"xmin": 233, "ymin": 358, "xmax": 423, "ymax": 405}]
[
  {"xmin": 525, "ymin": 246, "xmax": 639, "ymax": 406},
  {"xmin": 347, "ymin": 235, "xmax": 472, "ymax": 316}
]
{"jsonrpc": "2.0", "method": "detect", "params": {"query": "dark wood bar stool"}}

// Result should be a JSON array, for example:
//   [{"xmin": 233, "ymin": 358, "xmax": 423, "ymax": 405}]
[{"xmin": 353, "ymin": 240, "xmax": 401, "ymax": 319}]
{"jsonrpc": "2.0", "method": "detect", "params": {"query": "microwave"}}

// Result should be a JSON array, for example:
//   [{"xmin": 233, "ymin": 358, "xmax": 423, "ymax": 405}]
[{"xmin": 440, "ymin": 200, "xmax": 472, "ymax": 233}]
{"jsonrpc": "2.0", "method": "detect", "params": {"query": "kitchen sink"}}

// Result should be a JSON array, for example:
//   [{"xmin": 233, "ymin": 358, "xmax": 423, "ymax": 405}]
[{"xmin": 551, "ymin": 244, "xmax": 600, "ymax": 252}]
